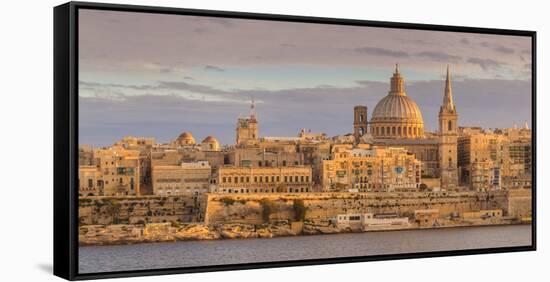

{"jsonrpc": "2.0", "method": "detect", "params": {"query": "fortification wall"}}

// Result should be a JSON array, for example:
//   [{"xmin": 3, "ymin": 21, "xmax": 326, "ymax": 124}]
[
  {"xmin": 78, "ymin": 195, "xmax": 203, "ymax": 225},
  {"xmin": 507, "ymin": 189, "xmax": 532, "ymax": 218},
  {"xmin": 204, "ymin": 191, "xmax": 519, "ymax": 225}
]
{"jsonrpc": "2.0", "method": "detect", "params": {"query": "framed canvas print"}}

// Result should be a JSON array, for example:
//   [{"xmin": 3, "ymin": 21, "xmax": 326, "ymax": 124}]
[{"xmin": 54, "ymin": 1, "xmax": 536, "ymax": 280}]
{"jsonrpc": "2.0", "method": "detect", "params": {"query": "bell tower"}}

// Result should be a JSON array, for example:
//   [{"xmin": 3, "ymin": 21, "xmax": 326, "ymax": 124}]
[
  {"xmin": 439, "ymin": 65, "xmax": 459, "ymax": 189},
  {"xmin": 354, "ymin": 105, "xmax": 368, "ymax": 142},
  {"xmin": 236, "ymin": 100, "xmax": 259, "ymax": 145}
]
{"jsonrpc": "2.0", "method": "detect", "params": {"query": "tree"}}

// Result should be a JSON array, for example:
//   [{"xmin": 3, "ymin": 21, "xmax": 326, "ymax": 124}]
[
  {"xmin": 260, "ymin": 198, "xmax": 275, "ymax": 222},
  {"xmin": 105, "ymin": 199, "xmax": 121, "ymax": 224},
  {"xmin": 293, "ymin": 199, "xmax": 307, "ymax": 221},
  {"xmin": 419, "ymin": 183, "xmax": 429, "ymax": 192}
]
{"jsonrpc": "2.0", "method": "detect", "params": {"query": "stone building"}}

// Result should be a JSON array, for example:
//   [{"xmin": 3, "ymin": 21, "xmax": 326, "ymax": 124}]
[
  {"xmin": 228, "ymin": 146, "xmax": 304, "ymax": 168},
  {"xmin": 78, "ymin": 165, "xmax": 101, "ymax": 196},
  {"xmin": 470, "ymin": 160, "xmax": 501, "ymax": 191},
  {"xmin": 78, "ymin": 146, "xmax": 140, "ymax": 196},
  {"xmin": 152, "ymin": 161, "xmax": 212, "ymax": 196},
  {"xmin": 114, "ymin": 136, "xmax": 156, "ymax": 195},
  {"xmin": 438, "ymin": 66, "xmax": 459, "ymax": 189},
  {"xmin": 173, "ymin": 132, "xmax": 196, "ymax": 146},
  {"xmin": 458, "ymin": 126, "xmax": 531, "ymax": 189},
  {"xmin": 353, "ymin": 105, "xmax": 368, "ymax": 142},
  {"xmin": 321, "ymin": 145, "xmax": 421, "ymax": 192},
  {"xmin": 200, "ymin": 136, "xmax": 221, "ymax": 151},
  {"xmin": 236, "ymin": 100, "xmax": 259, "ymax": 146},
  {"xmin": 213, "ymin": 165, "xmax": 313, "ymax": 193},
  {"xmin": 358, "ymin": 65, "xmax": 459, "ymax": 188},
  {"xmin": 369, "ymin": 65, "xmax": 425, "ymax": 139}
]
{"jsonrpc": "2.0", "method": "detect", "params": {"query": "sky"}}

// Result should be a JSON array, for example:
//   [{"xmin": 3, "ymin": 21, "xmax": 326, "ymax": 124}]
[{"xmin": 78, "ymin": 9, "xmax": 532, "ymax": 147}]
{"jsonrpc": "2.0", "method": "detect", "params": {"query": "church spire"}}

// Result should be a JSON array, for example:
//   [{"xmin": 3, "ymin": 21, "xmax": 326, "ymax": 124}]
[
  {"xmin": 249, "ymin": 99, "xmax": 257, "ymax": 121},
  {"xmin": 441, "ymin": 65, "xmax": 455, "ymax": 113}
]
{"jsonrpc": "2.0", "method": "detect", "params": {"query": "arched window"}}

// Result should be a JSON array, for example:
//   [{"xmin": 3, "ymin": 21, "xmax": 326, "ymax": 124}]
[
  {"xmin": 398, "ymin": 127, "xmax": 402, "ymax": 135},
  {"xmin": 381, "ymin": 127, "xmax": 384, "ymax": 135},
  {"xmin": 448, "ymin": 120, "xmax": 452, "ymax": 131},
  {"xmin": 392, "ymin": 127, "xmax": 396, "ymax": 135},
  {"xmin": 359, "ymin": 114, "xmax": 363, "ymax": 122}
]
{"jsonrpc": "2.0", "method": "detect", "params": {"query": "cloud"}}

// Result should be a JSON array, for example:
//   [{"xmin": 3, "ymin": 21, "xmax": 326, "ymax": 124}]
[
  {"xmin": 416, "ymin": 51, "xmax": 461, "ymax": 63},
  {"xmin": 79, "ymin": 77, "xmax": 531, "ymax": 147},
  {"xmin": 204, "ymin": 65, "xmax": 225, "ymax": 72},
  {"xmin": 494, "ymin": 46, "xmax": 515, "ymax": 54},
  {"xmin": 467, "ymin": 57, "xmax": 504, "ymax": 71},
  {"xmin": 354, "ymin": 47, "xmax": 409, "ymax": 58}
]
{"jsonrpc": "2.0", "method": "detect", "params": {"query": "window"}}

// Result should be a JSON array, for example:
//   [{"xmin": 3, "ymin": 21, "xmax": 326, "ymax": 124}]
[
  {"xmin": 88, "ymin": 179, "xmax": 93, "ymax": 188},
  {"xmin": 359, "ymin": 114, "xmax": 363, "ymax": 122},
  {"xmin": 282, "ymin": 160, "xmax": 287, "ymax": 166},
  {"xmin": 448, "ymin": 120, "xmax": 452, "ymax": 131}
]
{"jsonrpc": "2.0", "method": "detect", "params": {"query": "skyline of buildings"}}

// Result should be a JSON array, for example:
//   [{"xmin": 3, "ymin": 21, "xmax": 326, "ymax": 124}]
[{"xmin": 78, "ymin": 65, "xmax": 532, "ymax": 197}]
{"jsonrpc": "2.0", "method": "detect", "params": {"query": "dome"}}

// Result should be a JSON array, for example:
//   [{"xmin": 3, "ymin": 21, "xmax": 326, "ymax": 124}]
[
  {"xmin": 371, "ymin": 95, "xmax": 423, "ymax": 123},
  {"xmin": 201, "ymin": 136, "xmax": 218, "ymax": 143},
  {"xmin": 201, "ymin": 136, "xmax": 220, "ymax": 151},
  {"xmin": 176, "ymin": 132, "xmax": 196, "ymax": 145},
  {"xmin": 370, "ymin": 65, "xmax": 424, "ymax": 139}
]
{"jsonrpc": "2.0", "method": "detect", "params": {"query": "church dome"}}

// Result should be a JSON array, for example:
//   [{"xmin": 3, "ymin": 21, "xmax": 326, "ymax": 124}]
[
  {"xmin": 370, "ymin": 65, "xmax": 424, "ymax": 139},
  {"xmin": 371, "ymin": 95, "xmax": 423, "ymax": 123},
  {"xmin": 201, "ymin": 136, "xmax": 220, "ymax": 151},
  {"xmin": 176, "ymin": 132, "xmax": 196, "ymax": 145}
]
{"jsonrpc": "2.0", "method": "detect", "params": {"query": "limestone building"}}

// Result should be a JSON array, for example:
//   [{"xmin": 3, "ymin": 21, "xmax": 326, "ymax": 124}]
[
  {"xmin": 458, "ymin": 126, "xmax": 532, "ymax": 190},
  {"xmin": 152, "ymin": 161, "xmax": 212, "ymax": 196},
  {"xmin": 369, "ymin": 65, "xmax": 425, "ymax": 139},
  {"xmin": 353, "ymin": 105, "xmax": 368, "ymax": 142},
  {"xmin": 213, "ymin": 165, "xmax": 313, "ymax": 193},
  {"xmin": 236, "ymin": 100, "xmax": 259, "ymax": 146},
  {"xmin": 438, "ymin": 66, "xmax": 459, "ymax": 189},
  {"xmin": 78, "ymin": 146, "xmax": 140, "ymax": 196},
  {"xmin": 357, "ymin": 65, "xmax": 460, "ymax": 189},
  {"xmin": 321, "ymin": 145, "xmax": 421, "ymax": 192}
]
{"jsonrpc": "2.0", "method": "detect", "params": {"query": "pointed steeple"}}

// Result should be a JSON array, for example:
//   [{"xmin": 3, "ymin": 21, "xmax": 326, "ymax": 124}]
[
  {"xmin": 389, "ymin": 63, "xmax": 406, "ymax": 96},
  {"xmin": 249, "ymin": 99, "xmax": 257, "ymax": 122},
  {"xmin": 441, "ymin": 65, "xmax": 455, "ymax": 113}
]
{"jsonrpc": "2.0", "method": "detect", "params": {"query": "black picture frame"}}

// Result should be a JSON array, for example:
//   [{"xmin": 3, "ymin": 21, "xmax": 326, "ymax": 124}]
[{"xmin": 54, "ymin": 1, "xmax": 537, "ymax": 280}]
